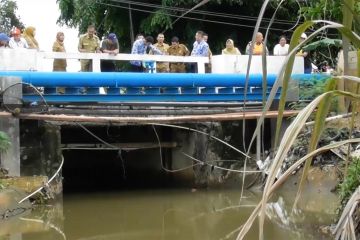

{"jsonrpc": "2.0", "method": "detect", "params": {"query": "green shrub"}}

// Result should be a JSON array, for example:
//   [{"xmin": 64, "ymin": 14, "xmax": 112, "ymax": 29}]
[
  {"xmin": 339, "ymin": 157, "xmax": 360, "ymax": 207},
  {"xmin": 0, "ymin": 131, "xmax": 10, "ymax": 153}
]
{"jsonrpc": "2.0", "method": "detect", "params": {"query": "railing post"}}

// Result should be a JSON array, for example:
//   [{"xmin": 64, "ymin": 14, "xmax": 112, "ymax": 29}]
[
  {"xmin": 197, "ymin": 61, "xmax": 206, "ymax": 74},
  {"xmin": 92, "ymin": 56, "xmax": 105, "ymax": 94},
  {"xmin": 92, "ymin": 57, "xmax": 101, "ymax": 73}
]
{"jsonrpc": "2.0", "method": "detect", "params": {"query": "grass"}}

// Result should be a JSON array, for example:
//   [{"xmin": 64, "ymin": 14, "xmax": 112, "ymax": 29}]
[{"xmin": 339, "ymin": 157, "xmax": 360, "ymax": 209}]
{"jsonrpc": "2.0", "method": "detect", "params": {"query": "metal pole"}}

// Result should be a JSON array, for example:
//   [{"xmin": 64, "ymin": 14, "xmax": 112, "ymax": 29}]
[{"xmin": 129, "ymin": 4, "xmax": 135, "ymax": 44}]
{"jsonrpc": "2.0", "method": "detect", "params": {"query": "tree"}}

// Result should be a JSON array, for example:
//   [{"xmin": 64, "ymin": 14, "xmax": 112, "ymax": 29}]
[
  {"xmin": 0, "ymin": 0, "xmax": 24, "ymax": 34},
  {"xmin": 301, "ymin": 0, "xmax": 360, "ymax": 34},
  {"xmin": 57, "ymin": 0, "xmax": 300, "ymax": 54}
]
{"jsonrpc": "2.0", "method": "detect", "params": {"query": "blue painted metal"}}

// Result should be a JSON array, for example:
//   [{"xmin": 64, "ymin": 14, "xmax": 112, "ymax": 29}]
[
  {"xmin": 126, "ymin": 87, "xmax": 142, "ymax": 95},
  {"xmin": 218, "ymin": 88, "xmax": 234, "ymax": 94},
  {"xmin": 163, "ymin": 88, "xmax": 180, "ymax": 94},
  {"xmin": 65, "ymin": 87, "xmax": 81, "ymax": 94},
  {"xmin": 44, "ymin": 87, "xmax": 57, "ymax": 95},
  {"xmin": 201, "ymin": 88, "xmax": 217, "ymax": 94},
  {"xmin": 0, "ymin": 72, "xmax": 278, "ymax": 87},
  {"xmin": 181, "ymin": 87, "xmax": 198, "ymax": 94},
  {"xmin": 0, "ymin": 71, "xmax": 328, "ymax": 104},
  {"xmin": 107, "ymin": 88, "xmax": 120, "ymax": 95},
  {"xmin": 144, "ymin": 88, "xmax": 161, "ymax": 94},
  {"xmin": 87, "ymin": 88, "xmax": 100, "ymax": 95}
]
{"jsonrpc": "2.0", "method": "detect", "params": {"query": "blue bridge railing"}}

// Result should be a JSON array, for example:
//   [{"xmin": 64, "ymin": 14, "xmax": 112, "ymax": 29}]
[{"xmin": 0, "ymin": 72, "xmax": 329, "ymax": 104}]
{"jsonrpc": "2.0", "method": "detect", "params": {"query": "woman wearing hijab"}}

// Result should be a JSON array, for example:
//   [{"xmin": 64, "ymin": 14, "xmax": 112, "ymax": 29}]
[
  {"xmin": 52, "ymin": 32, "xmax": 67, "ymax": 72},
  {"xmin": 23, "ymin": 26, "xmax": 39, "ymax": 50},
  {"xmin": 222, "ymin": 39, "xmax": 241, "ymax": 55}
]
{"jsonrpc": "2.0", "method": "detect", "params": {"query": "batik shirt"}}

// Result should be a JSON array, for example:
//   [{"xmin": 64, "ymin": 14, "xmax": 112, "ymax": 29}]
[
  {"xmin": 130, "ymin": 39, "xmax": 162, "ymax": 66},
  {"xmin": 191, "ymin": 40, "xmax": 209, "ymax": 57}
]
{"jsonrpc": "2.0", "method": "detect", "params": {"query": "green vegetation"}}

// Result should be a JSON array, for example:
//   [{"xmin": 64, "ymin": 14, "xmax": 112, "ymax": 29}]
[
  {"xmin": 0, "ymin": 131, "xmax": 10, "ymax": 153},
  {"xmin": 0, "ymin": 0, "xmax": 24, "ymax": 34},
  {"xmin": 339, "ymin": 157, "xmax": 360, "ymax": 208},
  {"xmin": 57, "ymin": 0, "xmax": 300, "ymax": 53}
]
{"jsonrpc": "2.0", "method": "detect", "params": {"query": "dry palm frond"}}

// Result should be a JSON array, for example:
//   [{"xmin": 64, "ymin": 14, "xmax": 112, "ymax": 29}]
[
  {"xmin": 236, "ymin": 83, "xmax": 360, "ymax": 240},
  {"xmin": 239, "ymin": 19, "xmax": 360, "ymax": 239},
  {"xmin": 333, "ymin": 185, "xmax": 360, "ymax": 240},
  {"xmin": 236, "ymin": 138, "xmax": 360, "ymax": 240}
]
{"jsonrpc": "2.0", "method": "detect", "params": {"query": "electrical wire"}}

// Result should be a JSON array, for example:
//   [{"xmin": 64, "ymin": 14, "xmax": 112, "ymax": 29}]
[
  {"xmin": 96, "ymin": 1, "xmax": 294, "ymax": 32},
  {"xmin": 1, "ymin": 82, "xmax": 49, "ymax": 114},
  {"xmin": 104, "ymin": 0, "xmax": 301, "ymax": 25},
  {"xmin": 18, "ymin": 156, "xmax": 64, "ymax": 204},
  {"xmin": 169, "ymin": 0, "xmax": 210, "ymax": 27},
  {"xmin": 152, "ymin": 125, "xmax": 201, "ymax": 173},
  {"xmin": 181, "ymin": 152, "xmax": 262, "ymax": 174},
  {"xmin": 148, "ymin": 123, "xmax": 250, "ymax": 158}
]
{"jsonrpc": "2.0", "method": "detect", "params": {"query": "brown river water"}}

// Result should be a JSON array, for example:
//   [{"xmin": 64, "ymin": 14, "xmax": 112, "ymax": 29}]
[{"xmin": 0, "ymin": 188, "xmax": 338, "ymax": 240}]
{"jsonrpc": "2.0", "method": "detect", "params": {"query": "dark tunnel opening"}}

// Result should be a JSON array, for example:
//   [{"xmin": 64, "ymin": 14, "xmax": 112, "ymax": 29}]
[{"xmin": 60, "ymin": 125, "xmax": 190, "ymax": 193}]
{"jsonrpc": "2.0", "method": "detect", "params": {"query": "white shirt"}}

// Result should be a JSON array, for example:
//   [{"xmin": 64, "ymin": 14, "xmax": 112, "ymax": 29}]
[
  {"xmin": 273, "ymin": 44, "xmax": 289, "ymax": 56},
  {"xmin": 9, "ymin": 37, "xmax": 29, "ymax": 49}
]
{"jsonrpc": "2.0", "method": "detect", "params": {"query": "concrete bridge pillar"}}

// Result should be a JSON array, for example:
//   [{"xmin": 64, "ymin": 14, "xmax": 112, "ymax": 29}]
[{"xmin": 0, "ymin": 77, "xmax": 22, "ymax": 176}]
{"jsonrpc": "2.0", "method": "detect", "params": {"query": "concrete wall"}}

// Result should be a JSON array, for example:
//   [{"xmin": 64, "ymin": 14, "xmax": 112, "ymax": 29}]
[
  {"xmin": 0, "ymin": 49, "xmax": 38, "ymax": 71},
  {"xmin": 211, "ymin": 55, "xmax": 305, "ymax": 74}
]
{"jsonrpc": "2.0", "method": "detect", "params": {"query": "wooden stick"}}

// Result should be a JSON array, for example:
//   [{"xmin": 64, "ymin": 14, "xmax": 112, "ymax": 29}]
[{"xmin": 0, "ymin": 110, "xmax": 299, "ymax": 124}]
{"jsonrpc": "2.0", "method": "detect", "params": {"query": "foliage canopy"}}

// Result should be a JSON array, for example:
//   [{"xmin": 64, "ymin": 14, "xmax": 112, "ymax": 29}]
[
  {"xmin": 0, "ymin": 0, "xmax": 24, "ymax": 34},
  {"xmin": 57, "ymin": 0, "xmax": 300, "ymax": 53}
]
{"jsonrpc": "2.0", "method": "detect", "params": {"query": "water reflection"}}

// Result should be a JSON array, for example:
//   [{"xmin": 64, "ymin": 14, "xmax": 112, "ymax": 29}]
[{"xmin": 0, "ymin": 189, "xmax": 336, "ymax": 240}]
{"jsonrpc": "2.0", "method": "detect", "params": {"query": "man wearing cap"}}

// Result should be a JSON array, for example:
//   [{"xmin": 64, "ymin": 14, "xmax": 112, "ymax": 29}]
[
  {"xmin": 9, "ymin": 28, "xmax": 28, "ymax": 49},
  {"xmin": 100, "ymin": 33, "xmax": 119, "ymax": 72},
  {"xmin": 150, "ymin": 33, "xmax": 169, "ymax": 73},
  {"xmin": 78, "ymin": 25, "xmax": 100, "ymax": 72},
  {"xmin": 167, "ymin": 36, "xmax": 189, "ymax": 73},
  {"xmin": 0, "ymin": 33, "xmax": 10, "ymax": 48},
  {"xmin": 297, "ymin": 33, "xmax": 312, "ymax": 74}
]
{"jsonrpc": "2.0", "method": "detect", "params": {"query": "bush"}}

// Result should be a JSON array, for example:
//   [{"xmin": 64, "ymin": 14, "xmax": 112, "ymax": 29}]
[
  {"xmin": 339, "ymin": 157, "xmax": 360, "ymax": 208},
  {"xmin": 0, "ymin": 131, "xmax": 10, "ymax": 153}
]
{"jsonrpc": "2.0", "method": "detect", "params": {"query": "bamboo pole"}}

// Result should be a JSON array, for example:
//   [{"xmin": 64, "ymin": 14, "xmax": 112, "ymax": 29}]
[{"xmin": 0, "ymin": 110, "xmax": 299, "ymax": 124}]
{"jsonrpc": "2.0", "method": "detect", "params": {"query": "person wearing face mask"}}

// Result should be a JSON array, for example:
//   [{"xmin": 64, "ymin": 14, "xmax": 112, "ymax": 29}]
[
  {"xmin": 9, "ymin": 27, "xmax": 28, "ymax": 49},
  {"xmin": 222, "ymin": 39, "xmax": 241, "ymax": 55},
  {"xmin": 273, "ymin": 35, "xmax": 289, "ymax": 56},
  {"xmin": 23, "ymin": 26, "xmax": 39, "ymax": 50}
]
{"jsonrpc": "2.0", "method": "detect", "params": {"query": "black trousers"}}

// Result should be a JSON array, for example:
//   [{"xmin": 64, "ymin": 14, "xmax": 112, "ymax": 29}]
[
  {"xmin": 101, "ymin": 61, "xmax": 116, "ymax": 72},
  {"xmin": 131, "ymin": 64, "xmax": 144, "ymax": 72}
]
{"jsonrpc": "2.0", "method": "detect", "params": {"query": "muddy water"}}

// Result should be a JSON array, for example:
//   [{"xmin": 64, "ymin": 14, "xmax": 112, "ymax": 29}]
[{"xmin": 0, "ymin": 189, "xmax": 337, "ymax": 240}]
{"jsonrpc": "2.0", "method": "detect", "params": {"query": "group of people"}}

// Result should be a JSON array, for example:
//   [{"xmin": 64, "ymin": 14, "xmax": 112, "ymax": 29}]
[{"xmin": 0, "ymin": 24, "xmax": 311, "ymax": 74}]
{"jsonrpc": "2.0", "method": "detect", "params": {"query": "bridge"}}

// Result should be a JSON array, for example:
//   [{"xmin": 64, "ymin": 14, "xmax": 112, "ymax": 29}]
[
  {"xmin": 0, "ymin": 49, "xmax": 326, "ymax": 122},
  {"xmin": 0, "ymin": 49, "xmax": 330, "ymax": 178}
]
